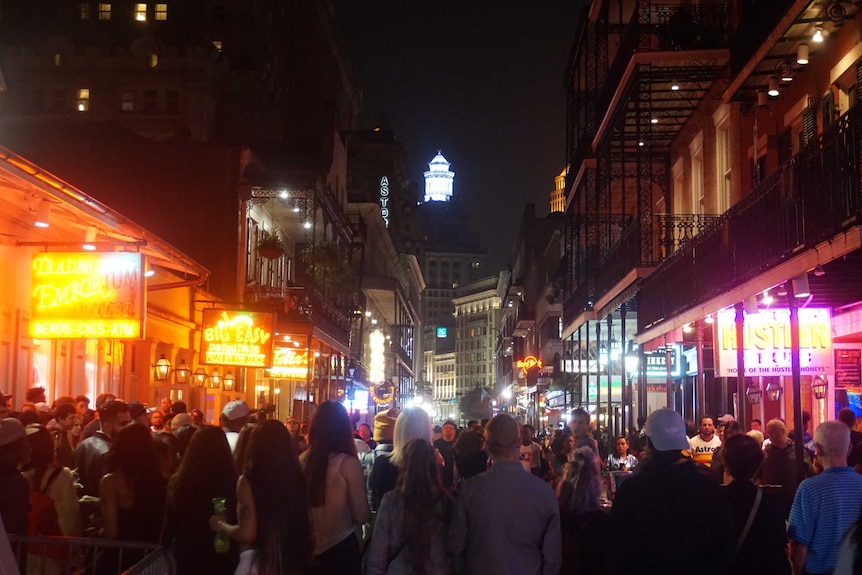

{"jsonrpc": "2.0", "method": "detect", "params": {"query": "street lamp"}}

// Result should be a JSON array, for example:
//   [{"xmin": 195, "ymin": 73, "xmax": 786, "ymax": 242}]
[
  {"xmin": 811, "ymin": 375, "xmax": 828, "ymax": 400},
  {"xmin": 222, "ymin": 371, "xmax": 235, "ymax": 391},
  {"xmin": 745, "ymin": 382, "xmax": 762, "ymax": 404},
  {"xmin": 193, "ymin": 367, "xmax": 207, "ymax": 387},
  {"xmin": 766, "ymin": 379, "xmax": 782, "ymax": 402},
  {"xmin": 174, "ymin": 360, "xmax": 191, "ymax": 384},
  {"xmin": 208, "ymin": 368, "xmax": 222, "ymax": 389},
  {"xmin": 153, "ymin": 354, "xmax": 171, "ymax": 381},
  {"xmin": 502, "ymin": 388, "xmax": 512, "ymax": 400}
]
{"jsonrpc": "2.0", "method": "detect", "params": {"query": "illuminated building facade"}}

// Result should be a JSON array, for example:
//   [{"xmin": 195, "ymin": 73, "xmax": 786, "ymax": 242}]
[
  {"xmin": 423, "ymin": 152, "xmax": 455, "ymax": 203},
  {"xmin": 550, "ymin": 168, "xmax": 566, "ymax": 214},
  {"xmin": 561, "ymin": 0, "xmax": 862, "ymax": 444},
  {"xmin": 453, "ymin": 277, "xmax": 501, "ymax": 396}
]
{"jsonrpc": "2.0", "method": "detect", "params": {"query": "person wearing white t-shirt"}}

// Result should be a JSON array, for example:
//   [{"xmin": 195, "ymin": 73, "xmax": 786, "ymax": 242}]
[
  {"xmin": 688, "ymin": 416, "xmax": 721, "ymax": 467},
  {"xmin": 518, "ymin": 424, "xmax": 542, "ymax": 475}
]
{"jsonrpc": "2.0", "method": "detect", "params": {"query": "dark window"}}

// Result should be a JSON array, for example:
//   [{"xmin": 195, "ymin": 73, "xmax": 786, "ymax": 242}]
[
  {"xmin": 213, "ymin": 3, "xmax": 224, "ymax": 19},
  {"xmin": 143, "ymin": 89, "xmax": 157, "ymax": 111},
  {"xmin": 165, "ymin": 89, "xmax": 179, "ymax": 112},
  {"xmin": 79, "ymin": 3, "xmax": 91, "ymax": 19}
]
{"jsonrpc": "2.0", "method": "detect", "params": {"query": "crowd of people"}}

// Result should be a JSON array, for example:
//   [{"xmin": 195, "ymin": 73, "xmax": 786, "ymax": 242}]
[{"xmin": 4, "ymin": 386, "xmax": 862, "ymax": 574}]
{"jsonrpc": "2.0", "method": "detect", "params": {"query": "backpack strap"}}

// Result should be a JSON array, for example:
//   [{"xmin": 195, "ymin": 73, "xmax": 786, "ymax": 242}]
[
  {"xmin": 735, "ymin": 487, "xmax": 762, "ymax": 554},
  {"xmin": 38, "ymin": 467, "xmax": 64, "ymax": 493}
]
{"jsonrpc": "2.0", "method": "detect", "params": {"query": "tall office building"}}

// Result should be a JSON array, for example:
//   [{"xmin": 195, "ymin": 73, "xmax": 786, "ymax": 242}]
[
  {"xmin": 550, "ymin": 168, "xmax": 566, "ymax": 213},
  {"xmin": 453, "ymin": 277, "xmax": 501, "ymax": 396}
]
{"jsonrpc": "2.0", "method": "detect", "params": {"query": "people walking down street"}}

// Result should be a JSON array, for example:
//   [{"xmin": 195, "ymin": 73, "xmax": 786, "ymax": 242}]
[
  {"xmin": 756, "ymin": 419, "xmax": 813, "ymax": 518},
  {"xmin": 557, "ymin": 445, "xmax": 610, "ymax": 575},
  {"xmin": 452, "ymin": 428, "xmax": 488, "ymax": 488},
  {"xmin": 448, "ymin": 414, "xmax": 561, "ymax": 575},
  {"xmin": 688, "ymin": 416, "xmax": 722, "ymax": 468},
  {"xmin": 551, "ymin": 433, "xmax": 575, "ymax": 480},
  {"xmin": 51, "ymin": 403, "xmax": 77, "ymax": 470},
  {"xmin": 361, "ymin": 409, "xmax": 398, "ymax": 511},
  {"xmin": 365, "ymin": 439, "xmax": 454, "ymax": 575},
  {"xmin": 605, "ymin": 436, "xmax": 638, "ymax": 473},
  {"xmin": 721, "ymin": 434, "xmax": 790, "ymax": 575},
  {"xmin": 74, "ymin": 399, "xmax": 130, "ymax": 497},
  {"xmin": 166, "ymin": 425, "xmax": 238, "ymax": 575},
  {"xmin": 210, "ymin": 419, "xmax": 312, "ymax": 575},
  {"xmin": 788, "ymin": 420, "xmax": 862, "ymax": 575},
  {"xmin": 609, "ymin": 408, "xmax": 733, "ymax": 575},
  {"xmin": 301, "ymin": 401, "xmax": 370, "ymax": 574},
  {"xmin": 434, "ymin": 420, "xmax": 458, "ymax": 490},
  {"xmin": 370, "ymin": 407, "xmax": 434, "ymax": 510}
]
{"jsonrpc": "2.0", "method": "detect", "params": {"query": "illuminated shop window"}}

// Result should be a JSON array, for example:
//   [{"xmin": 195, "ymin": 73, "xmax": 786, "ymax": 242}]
[
  {"xmin": 76, "ymin": 89, "xmax": 90, "ymax": 112},
  {"xmin": 155, "ymin": 3, "xmax": 167, "ymax": 20},
  {"xmin": 98, "ymin": 3, "xmax": 111, "ymax": 20},
  {"xmin": 135, "ymin": 3, "xmax": 147, "ymax": 21},
  {"xmin": 79, "ymin": 3, "xmax": 91, "ymax": 19}
]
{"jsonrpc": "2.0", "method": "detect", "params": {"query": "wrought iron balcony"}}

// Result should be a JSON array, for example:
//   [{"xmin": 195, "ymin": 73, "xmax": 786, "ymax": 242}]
[
  {"xmin": 245, "ymin": 284, "xmax": 351, "ymax": 347},
  {"xmin": 639, "ymin": 103, "xmax": 862, "ymax": 330}
]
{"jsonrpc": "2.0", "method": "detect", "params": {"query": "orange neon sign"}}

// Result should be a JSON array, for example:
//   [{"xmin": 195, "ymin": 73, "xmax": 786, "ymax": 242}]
[
  {"xmin": 516, "ymin": 355, "xmax": 543, "ymax": 371},
  {"xmin": 201, "ymin": 309, "xmax": 274, "ymax": 367},
  {"xmin": 29, "ymin": 252, "xmax": 144, "ymax": 339},
  {"xmin": 267, "ymin": 348, "xmax": 309, "ymax": 379}
]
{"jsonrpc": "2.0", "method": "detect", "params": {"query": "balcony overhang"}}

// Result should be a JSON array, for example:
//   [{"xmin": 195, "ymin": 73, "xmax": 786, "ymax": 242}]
[
  {"xmin": 594, "ymin": 267, "xmax": 653, "ymax": 320},
  {"xmin": 362, "ymin": 274, "xmax": 418, "ymax": 327},
  {"xmin": 636, "ymin": 225, "xmax": 862, "ymax": 345},
  {"xmin": 593, "ymin": 49, "xmax": 730, "ymax": 152}
]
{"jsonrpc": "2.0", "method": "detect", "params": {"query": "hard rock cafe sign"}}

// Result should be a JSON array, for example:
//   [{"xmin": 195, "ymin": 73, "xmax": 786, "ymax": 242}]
[{"xmin": 516, "ymin": 355, "xmax": 543, "ymax": 372}]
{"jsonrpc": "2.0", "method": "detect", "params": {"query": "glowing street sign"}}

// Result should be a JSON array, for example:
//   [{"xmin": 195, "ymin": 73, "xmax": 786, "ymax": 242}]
[
  {"xmin": 29, "ymin": 252, "xmax": 144, "ymax": 339},
  {"xmin": 268, "ymin": 348, "xmax": 309, "ymax": 379},
  {"xmin": 201, "ymin": 309, "xmax": 274, "ymax": 367},
  {"xmin": 436, "ymin": 327, "xmax": 448, "ymax": 338},
  {"xmin": 379, "ymin": 176, "xmax": 390, "ymax": 228},
  {"xmin": 714, "ymin": 307, "xmax": 833, "ymax": 376},
  {"xmin": 516, "ymin": 355, "xmax": 543, "ymax": 371}
]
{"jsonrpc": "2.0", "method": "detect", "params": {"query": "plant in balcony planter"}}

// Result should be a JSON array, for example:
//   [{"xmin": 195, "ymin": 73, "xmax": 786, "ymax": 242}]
[
  {"xmin": 299, "ymin": 239, "xmax": 355, "ymax": 296},
  {"xmin": 256, "ymin": 231, "xmax": 286, "ymax": 259}
]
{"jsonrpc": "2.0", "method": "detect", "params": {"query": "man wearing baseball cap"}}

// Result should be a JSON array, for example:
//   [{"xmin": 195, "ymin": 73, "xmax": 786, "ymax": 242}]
[
  {"xmin": 609, "ymin": 409, "xmax": 733, "ymax": 574},
  {"xmin": 220, "ymin": 400, "xmax": 250, "ymax": 453},
  {"xmin": 0, "ymin": 418, "xmax": 31, "ymax": 535}
]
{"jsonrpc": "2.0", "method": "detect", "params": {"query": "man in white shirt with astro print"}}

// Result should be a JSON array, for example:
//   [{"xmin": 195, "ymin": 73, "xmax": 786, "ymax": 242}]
[{"xmin": 688, "ymin": 416, "xmax": 721, "ymax": 468}]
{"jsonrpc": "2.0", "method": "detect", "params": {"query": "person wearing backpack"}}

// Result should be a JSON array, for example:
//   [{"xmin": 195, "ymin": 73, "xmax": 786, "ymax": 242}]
[{"xmin": 22, "ymin": 424, "xmax": 81, "ymax": 575}]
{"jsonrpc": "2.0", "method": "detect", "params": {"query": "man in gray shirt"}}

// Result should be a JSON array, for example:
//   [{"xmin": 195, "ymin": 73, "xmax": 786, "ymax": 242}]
[{"xmin": 448, "ymin": 414, "xmax": 561, "ymax": 575}]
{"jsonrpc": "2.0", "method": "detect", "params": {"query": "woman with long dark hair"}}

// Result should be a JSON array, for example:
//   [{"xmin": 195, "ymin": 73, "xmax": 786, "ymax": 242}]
[
  {"xmin": 99, "ymin": 422, "xmax": 167, "ymax": 571},
  {"xmin": 165, "ymin": 425, "xmax": 238, "ymax": 575},
  {"xmin": 210, "ymin": 419, "xmax": 312, "ymax": 575},
  {"xmin": 366, "ymin": 439, "xmax": 453, "ymax": 575},
  {"xmin": 301, "ymin": 401, "xmax": 371, "ymax": 574}
]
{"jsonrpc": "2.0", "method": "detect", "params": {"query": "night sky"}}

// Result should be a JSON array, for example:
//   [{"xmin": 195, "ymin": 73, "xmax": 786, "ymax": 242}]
[{"xmin": 334, "ymin": 1, "xmax": 584, "ymax": 270}]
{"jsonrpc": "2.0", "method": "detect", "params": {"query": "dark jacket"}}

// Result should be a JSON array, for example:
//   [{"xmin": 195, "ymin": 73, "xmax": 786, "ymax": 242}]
[
  {"xmin": 757, "ymin": 442, "xmax": 813, "ymax": 517},
  {"xmin": 0, "ymin": 459, "xmax": 29, "ymax": 534},
  {"xmin": 561, "ymin": 509, "xmax": 611, "ymax": 575},
  {"xmin": 722, "ymin": 480, "xmax": 790, "ymax": 575},
  {"xmin": 73, "ymin": 431, "xmax": 111, "ymax": 497},
  {"xmin": 609, "ymin": 456, "xmax": 734, "ymax": 575}
]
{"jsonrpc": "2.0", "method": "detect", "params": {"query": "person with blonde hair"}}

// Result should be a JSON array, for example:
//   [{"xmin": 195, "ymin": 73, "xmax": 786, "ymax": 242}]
[{"xmin": 370, "ymin": 407, "xmax": 433, "ymax": 511}]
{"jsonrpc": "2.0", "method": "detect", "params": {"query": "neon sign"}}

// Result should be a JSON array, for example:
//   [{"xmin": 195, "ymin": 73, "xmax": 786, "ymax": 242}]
[
  {"xmin": 201, "ymin": 309, "xmax": 274, "ymax": 367},
  {"xmin": 268, "ymin": 348, "xmax": 309, "ymax": 379},
  {"xmin": 379, "ymin": 176, "xmax": 390, "ymax": 228},
  {"xmin": 29, "ymin": 252, "xmax": 144, "ymax": 339},
  {"xmin": 715, "ymin": 308, "xmax": 834, "ymax": 377},
  {"xmin": 516, "ymin": 355, "xmax": 543, "ymax": 371}
]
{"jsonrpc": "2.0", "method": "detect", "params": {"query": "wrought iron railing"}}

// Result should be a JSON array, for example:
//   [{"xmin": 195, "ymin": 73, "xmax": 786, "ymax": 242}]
[
  {"xmin": 640, "ymin": 103, "xmax": 862, "ymax": 330},
  {"xmin": 656, "ymin": 213, "xmax": 722, "ymax": 258},
  {"xmin": 245, "ymin": 285, "xmax": 351, "ymax": 347}
]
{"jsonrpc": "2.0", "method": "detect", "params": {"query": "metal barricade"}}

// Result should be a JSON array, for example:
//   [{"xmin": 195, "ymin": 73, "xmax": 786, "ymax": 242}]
[{"xmin": 7, "ymin": 534, "xmax": 175, "ymax": 575}]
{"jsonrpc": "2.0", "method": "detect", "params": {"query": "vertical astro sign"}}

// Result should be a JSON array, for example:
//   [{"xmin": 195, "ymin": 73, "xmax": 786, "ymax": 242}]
[
  {"xmin": 30, "ymin": 252, "xmax": 144, "ymax": 339},
  {"xmin": 715, "ymin": 307, "xmax": 833, "ymax": 377},
  {"xmin": 201, "ymin": 309, "xmax": 274, "ymax": 368},
  {"xmin": 379, "ymin": 176, "xmax": 390, "ymax": 228}
]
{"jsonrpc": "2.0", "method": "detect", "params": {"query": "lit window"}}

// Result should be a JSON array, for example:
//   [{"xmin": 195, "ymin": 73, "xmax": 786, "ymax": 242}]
[
  {"xmin": 212, "ymin": 40, "xmax": 223, "ymax": 52},
  {"xmin": 155, "ymin": 3, "xmax": 166, "ymax": 20},
  {"xmin": 148, "ymin": 53, "xmax": 158, "ymax": 67},
  {"xmin": 121, "ymin": 91, "xmax": 134, "ymax": 111},
  {"xmin": 134, "ymin": 3, "xmax": 147, "ymax": 21},
  {"xmin": 77, "ymin": 89, "xmax": 90, "ymax": 112},
  {"xmin": 98, "ymin": 3, "xmax": 111, "ymax": 20},
  {"xmin": 79, "ymin": 3, "xmax": 91, "ymax": 19},
  {"xmin": 53, "ymin": 54, "xmax": 62, "ymax": 67}
]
